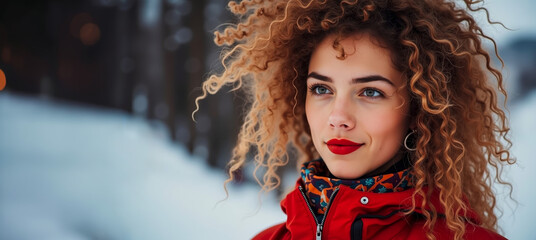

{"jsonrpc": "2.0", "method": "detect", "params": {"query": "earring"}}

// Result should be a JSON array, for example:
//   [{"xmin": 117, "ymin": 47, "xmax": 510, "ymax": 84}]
[{"xmin": 404, "ymin": 130, "xmax": 417, "ymax": 151}]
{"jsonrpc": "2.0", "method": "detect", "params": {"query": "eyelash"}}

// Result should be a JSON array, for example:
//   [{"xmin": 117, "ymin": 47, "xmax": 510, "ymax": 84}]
[
  {"xmin": 308, "ymin": 84, "xmax": 332, "ymax": 95},
  {"xmin": 360, "ymin": 88, "xmax": 385, "ymax": 98},
  {"xmin": 308, "ymin": 84, "xmax": 385, "ymax": 99}
]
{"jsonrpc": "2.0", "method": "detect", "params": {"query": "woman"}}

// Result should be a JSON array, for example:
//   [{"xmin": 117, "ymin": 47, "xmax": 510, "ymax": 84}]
[{"xmin": 195, "ymin": 0, "xmax": 513, "ymax": 239}]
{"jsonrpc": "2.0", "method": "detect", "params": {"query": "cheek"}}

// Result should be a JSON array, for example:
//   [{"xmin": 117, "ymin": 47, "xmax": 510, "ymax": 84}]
[
  {"xmin": 305, "ymin": 98, "xmax": 325, "ymax": 139},
  {"xmin": 305, "ymin": 100, "xmax": 316, "ymax": 133},
  {"xmin": 363, "ymin": 109, "xmax": 409, "ymax": 139}
]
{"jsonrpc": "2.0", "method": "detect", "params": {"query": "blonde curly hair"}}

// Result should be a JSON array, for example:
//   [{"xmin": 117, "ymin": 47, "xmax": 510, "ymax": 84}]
[{"xmin": 194, "ymin": 0, "xmax": 513, "ymax": 239}]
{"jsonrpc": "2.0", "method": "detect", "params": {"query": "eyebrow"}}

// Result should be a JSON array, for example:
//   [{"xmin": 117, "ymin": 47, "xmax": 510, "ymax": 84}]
[{"xmin": 307, "ymin": 72, "xmax": 394, "ymax": 86}]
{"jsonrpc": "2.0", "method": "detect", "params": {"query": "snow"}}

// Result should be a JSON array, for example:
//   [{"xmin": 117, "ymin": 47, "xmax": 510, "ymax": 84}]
[
  {"xmin": 496, "ymin": 91, "xmax": 536, "ymax": 239},
  {"xmin": 0, "ymin": 87, "xmax": 535, "ymax": 239},
  {"xmin": 0, "ymin": 92, "xmax": 284, "ymax": 240},
  {"xmin": 478, "ymin": 0, "xmax": 536, "ymax": 46}
]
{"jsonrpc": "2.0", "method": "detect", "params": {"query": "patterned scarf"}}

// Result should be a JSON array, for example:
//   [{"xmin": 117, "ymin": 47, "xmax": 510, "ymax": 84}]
[{"xmin": 301, "ymin": 159, "xmax": 414, "ymax": 218}]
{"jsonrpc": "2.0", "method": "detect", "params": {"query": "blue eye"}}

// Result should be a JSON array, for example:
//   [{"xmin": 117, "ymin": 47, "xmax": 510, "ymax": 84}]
[
  {"xmin": 310, "ymin": 85, "xmax": 332, "ymax": 95},
  {"xmin": 361, "ymin": 88, "xmax": 383, "ymax": 98}
]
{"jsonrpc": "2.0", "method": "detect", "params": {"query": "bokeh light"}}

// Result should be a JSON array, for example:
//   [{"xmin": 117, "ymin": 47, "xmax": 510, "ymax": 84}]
[
  {"xmin": 79, "ymin": 23, "xmax": 101, "ymax": 46},
  {"xmin": 69, "ymin": 13, "xmax": 101, "ymax": 46},
  {"xmin": 69, "ymin": 13, "xmax": 93, "ymax": 39},
  {"xmin": 0, "ymin": 68, "xmax": 6, "ymax": 91}
]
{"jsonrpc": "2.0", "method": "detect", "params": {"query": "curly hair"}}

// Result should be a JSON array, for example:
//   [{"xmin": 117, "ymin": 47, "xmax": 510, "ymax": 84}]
[{"xmin": 194, "ymin": 0, "xmax": 513, "ymax": 239}]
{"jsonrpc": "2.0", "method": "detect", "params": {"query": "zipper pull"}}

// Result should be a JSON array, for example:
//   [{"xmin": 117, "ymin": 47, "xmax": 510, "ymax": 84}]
[{"xmin": 316, "ymin": 224, "xmax": 322, "ymax": 240}]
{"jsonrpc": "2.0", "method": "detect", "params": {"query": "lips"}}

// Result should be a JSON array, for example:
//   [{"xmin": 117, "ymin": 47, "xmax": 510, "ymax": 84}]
[{"xmin": 326, "ymin": 139, "xmax": 363, "ymax": 155}]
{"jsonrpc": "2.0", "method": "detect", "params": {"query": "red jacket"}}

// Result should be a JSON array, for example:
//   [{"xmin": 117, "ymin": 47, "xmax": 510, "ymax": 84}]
[{"xmin": 253, "ymin": 178, "xmax": 506, "ymax": 240}]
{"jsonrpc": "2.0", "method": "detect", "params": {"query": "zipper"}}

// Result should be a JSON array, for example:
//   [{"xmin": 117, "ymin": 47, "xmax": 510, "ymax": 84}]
[{"xmin": 298, "ymin": 186, "xmax": 340, "ymax": 240}]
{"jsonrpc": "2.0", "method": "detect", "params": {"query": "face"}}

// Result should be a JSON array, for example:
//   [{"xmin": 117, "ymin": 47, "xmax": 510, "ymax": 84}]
[{"xmin": 305, "ymin": 33, "xmax": 411, "ymax": 179}]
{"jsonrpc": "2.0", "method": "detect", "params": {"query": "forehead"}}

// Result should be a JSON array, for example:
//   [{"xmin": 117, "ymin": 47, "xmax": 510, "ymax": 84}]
[{"xmin": 308, "ymin": 33, "xmax": 403, "ymax": 86}]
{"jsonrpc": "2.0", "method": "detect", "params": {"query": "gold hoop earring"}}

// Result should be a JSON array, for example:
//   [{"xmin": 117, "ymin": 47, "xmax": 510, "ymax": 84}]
[{"xmin": 404, "ymin": 130, "xmax": 417, "ymax": 151}]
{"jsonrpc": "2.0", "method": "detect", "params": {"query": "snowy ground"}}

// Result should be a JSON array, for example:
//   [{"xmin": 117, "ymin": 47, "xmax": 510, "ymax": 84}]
[
  {"xmin": 497, "ymin": 91, "xmax": 536, "ymax": 239},
  {"xmin": 0, "ymin": 91, "xmax": 535, "ymax": 239},
  {"xmin": 0, "ymin": 92, "xmax": 284, "ymax": 240}
]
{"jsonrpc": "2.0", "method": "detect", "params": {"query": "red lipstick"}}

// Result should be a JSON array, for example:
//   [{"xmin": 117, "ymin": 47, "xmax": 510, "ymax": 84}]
[{"xmin": 326, "ymin": 139, "xmax": 363, "ymax": 155}]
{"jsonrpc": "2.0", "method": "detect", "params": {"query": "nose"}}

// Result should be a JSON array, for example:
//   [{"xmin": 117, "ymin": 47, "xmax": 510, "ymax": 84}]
[{"xmin": 328, "ymin": 100, "xmax": 355, "ymax": 130}]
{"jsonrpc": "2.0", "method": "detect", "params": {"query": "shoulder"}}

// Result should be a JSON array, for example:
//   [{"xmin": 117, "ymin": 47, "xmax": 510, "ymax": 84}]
[
  {"xmin": 461, "ymin": 223, "xmax": 507, "ymax": 240},
  {"xmin": 407, "ymin": 217, "xmax": 507, "ymax": 240}
]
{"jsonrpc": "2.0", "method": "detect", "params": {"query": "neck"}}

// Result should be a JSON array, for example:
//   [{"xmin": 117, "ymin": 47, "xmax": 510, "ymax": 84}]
[{"xmin": 362, "ymin": 151, "xmax": 408, "ymax": 178}]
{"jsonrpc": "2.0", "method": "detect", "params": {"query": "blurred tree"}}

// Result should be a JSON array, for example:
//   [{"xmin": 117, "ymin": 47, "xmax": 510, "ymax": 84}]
[
  {"xmin": 0, "ymin": 0, "xmax": 292, "ymax": 191},
  {"xmin": 502, "ymin": 37, "xmax": 536, "ymax": 101}
]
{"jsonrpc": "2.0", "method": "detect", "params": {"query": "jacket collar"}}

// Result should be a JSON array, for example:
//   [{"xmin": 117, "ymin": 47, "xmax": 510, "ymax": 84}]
[
  {"xmin": 300, "ymin": 159, "xmax": 414, "ymax": 220},
  {"xmin": 280, "ymin": 177, "xmax": 481, "ymax": 239}
]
